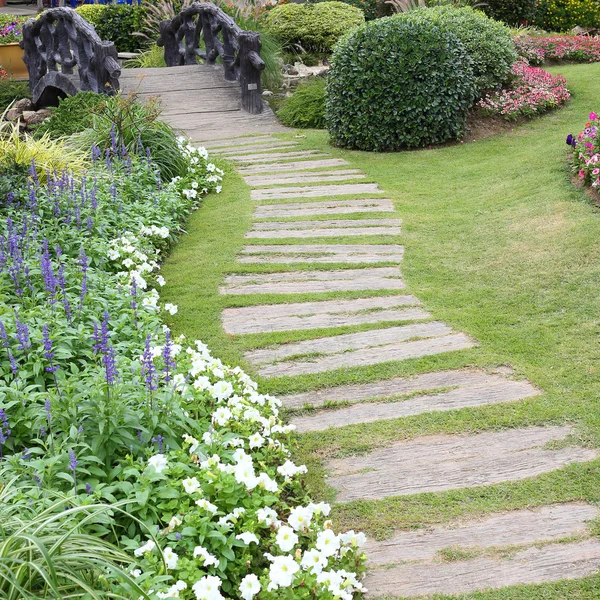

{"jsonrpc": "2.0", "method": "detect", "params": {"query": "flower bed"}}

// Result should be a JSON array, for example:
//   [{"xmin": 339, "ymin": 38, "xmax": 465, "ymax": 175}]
[
  {"xmin": 514, "ymin": 35, "xmax": 600, "ymax": 65},
  {"xmin": 0, "ymin": 15, "xmax": 25, "ymax": 45},
  {"xmin": 0, "ymin": 99, "xmax": 365, "ymax": 598},
  {"xmin": 478, "ymin": 61, "xmax": 570, "ymax": 121},
  {"xmin": 567, "ymin": 112, "xmax": 600, "ymax": 190}
]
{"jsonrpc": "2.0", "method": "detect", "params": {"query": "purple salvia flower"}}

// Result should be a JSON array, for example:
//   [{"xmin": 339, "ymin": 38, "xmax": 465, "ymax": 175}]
[
  {"xmin": 0, "ymin": 409, "xmax": 10, "ymax": 458},
  {"xmin": 141, "ymin": 334, "xmax": 157, "ymax": 392},
  {"xmin": 162, "ymin": 330, "xmax": 175, "ymax": 384},
  {"xmin": 14, "ymin": 311, "xmax": 30, "ymax": 351},
  {"xmin": 85, "ymin": 482, "xmax": 93, "ymax": 494},
  {"xmin": 91, "ymin": 144, "xmax": 101, "ymax": 161},
  {"xmin": 57, "ymin": 264, "xmax": 72, "ymax": 323},
  {"xmin": 42, "ymin": 325, "xmax": 58, "ymax": 374},
  {"xmin": 45, "ymin": 398, "xmax": 52, "ymax": 422},
  {"xmin": 103, "ymin": 344, "xmax": 118, "ymax": 385},
  {"xmin": 7, "ymin": 350, "xmax": 17, "ymax": 376},
  {"xmin": 0, "ymin": 321, "xmax": 7, "ymax": 347},
  {"xmin": 33, "ymin": 472, "xmax": 42, "ymax": 486},
  {"xmin": 68, "ymin": 449, "xmax": 78, "ymax": 490},
  {"xmin": 151, "ymin": 434, "xmax": 164, "ymax": 453},
  {"xmin": 79, "ymin": 248, "xmax": 88, "ymax": 306}
]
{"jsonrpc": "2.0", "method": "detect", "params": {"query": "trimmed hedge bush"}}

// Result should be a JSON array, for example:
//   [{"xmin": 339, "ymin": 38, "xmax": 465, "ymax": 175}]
[
  {"xmin": 278, "ymin": 78, "xmax": 326, "ymax": 128},
  {"xmin": 397, "ymin": 6, "xmax": 516, "ymax": 93},
  {"xmin": 326, "ymin": 17, "xmax": 476, "ymax": 151},
  {"xmin": 481, "ymin": 0, "xmax": 537, "ymax": 26},
  {"xmin": 76, "ymin": 5, "xmax": 147, "ymax": 53},
  {"xmin": 264, "ymin": 1, "xmax": 365, "ymax": 53},
  {"xmin": 534, "ymin": 0, "xmax": 600, "ymax": 31}
]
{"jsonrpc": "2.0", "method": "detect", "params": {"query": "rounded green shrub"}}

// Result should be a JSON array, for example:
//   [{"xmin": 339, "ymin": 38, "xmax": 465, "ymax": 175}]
[
  {"xmin": 264, "ymin": 1, "xmax": 365, "ymax": 53},
  {"xmin": 482, "ymin": 0, "xmax": 537, "ymax": 26},
  {"xmin": 326, "ymin": 17, "xmax": 477, "ymax": 151},
  {"xmin": 278, "ymin": 78, "xmax": 326, "ymax": 129},
  {"xmin": 397, "ymin": 6, "xmax": 516, "ymax": 93}
]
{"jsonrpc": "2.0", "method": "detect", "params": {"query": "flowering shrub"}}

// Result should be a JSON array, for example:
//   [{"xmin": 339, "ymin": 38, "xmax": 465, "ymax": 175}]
[
  {"xmin": 514, "ymin": 35, "xmax": 600, "ymax": 65},
  {"xmin": 0, "ymin": 112, "xmax": 365, "ymax": 596},
  {"xmin": 478, "ymin": 60, "xmax": 570, "ymax": 120},
  {"xmin": 534, "ymin": 0, "xmax": 600, "ymax": 32},
  {"xmin": 0, "ymin": 17, "xmax": 25, "ymax": 45},
  {"xmin": 567, "ymin": 111, "xmax": 600, "ymax": 189}
]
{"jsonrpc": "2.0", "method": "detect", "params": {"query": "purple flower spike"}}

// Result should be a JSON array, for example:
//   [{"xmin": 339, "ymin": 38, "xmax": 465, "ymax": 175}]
[{"xmin": 141, "ymin": 334, "xmax": 157, "ymax": 392}]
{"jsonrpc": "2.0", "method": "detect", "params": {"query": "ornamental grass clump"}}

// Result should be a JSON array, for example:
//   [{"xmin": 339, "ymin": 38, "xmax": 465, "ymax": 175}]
[{"xmin": 326, "ymin": 17, "xmax": 477, "ymax": 151}]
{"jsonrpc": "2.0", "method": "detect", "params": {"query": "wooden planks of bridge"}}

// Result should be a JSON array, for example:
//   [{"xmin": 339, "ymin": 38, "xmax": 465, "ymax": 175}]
[{"xmin": 120, "ymin": 64, "xmax": 287, "ymax": 142}]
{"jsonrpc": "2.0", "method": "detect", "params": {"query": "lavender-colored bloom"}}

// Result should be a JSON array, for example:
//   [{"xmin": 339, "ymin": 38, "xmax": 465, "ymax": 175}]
[
  {"xmin": 39, "ymin": 425, "xmax": 47, "ymax": 438},
  {"xmin": 40, "ymin": 240, "xmax": 57, "ymax": 302},
  {"xmin": 136, "ymin": 429, "xmax": 143, "ymax": 442},
  {"xmin": 0, "ymin": 321, "xmax": 7, "ymax": 347},
  {"xmin": 91, "ymin": 144, "xmax": 102, "ymax": 161},
  {"xmin": 141, "ymin": 334, "xmax": 157, "ymax": 392},
  {"xmin": 68, "ymin": 449, "xmax": 78, "ymax": 472},
  {"xmin": 78, "ymin": 424, "xmax": 83, "ymax": 435},
  {"xmin": 7, "ymin": 350, "xmax": 18, "ymax": 376},
  {"xmin": 103, "ymin": 344, "xmax": 118, "ymax": 385},
  {"xmin": 33, "ymin": 472, "xmax": 42, "ymax": 486},
  {"xmin": 0, "ymin": 409, "xmax": 10, "ymax": 458},
  {"xmin": 175, "ymin": 532, "xmax": 182, "ymax": 540},
  {"xmin": 79, "ymin": 248, "xmax": 89, "ymax": 306},
  {"xmin": 42, "ymin": 325, "xmax": 58, "ymax": 374},
  {"xmin": 45, "ymin": 397, "xmax": 52, "ymax": 422},
  {"xmin": 162, "ymin": 330, "xmax": 176, "ymax": 384},
  {"xmin": 151, "ymin": 434, "xmax": 164, "ymax": 453},
  {"xmin": 29, "ymin": 159, "xmax": 39, "ymax": 186},
  {"xmin": 22, "ymin": 447, "xmax": 31, "ymax": 460},
  {"xmin": 85, "ymin": 482, "xmax": 93, "ymax": 494},
  {"xmin": 57, "ymin": 264, "xmax": 72, "ymax": 323},
  {"xmin": 14, "ymin": 311, "xmax": 30, "ymax": 351}
]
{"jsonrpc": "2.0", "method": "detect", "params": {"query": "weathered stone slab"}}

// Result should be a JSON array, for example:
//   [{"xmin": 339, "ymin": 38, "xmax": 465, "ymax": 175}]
[
  {"xmin": 246, "ymin": 227, "xmax": 401, "ymax": 239},
  {"xmin": 222, "ymin": 295, "xmax": 422, "ymax": 334},
  {"xmin": 230, "ymin": 151, "xmax": 327, "ymax": 163},
  {"xmin": 252, "ymin": 184, "xmax": 382, "ymax": 201},
  {"xmin": 216, "ymin": 142, "xmax": 299, "ymax": 155},
  {"xmin": 239, "ymin": 159, "xmax": 350, "ymax": 174},
  {"xmin": 365, "ymin": 503, "xmax": 598, "ymax": 565},
  {"xmin": 254, "ymin": 199, "xmax": 395, "ymax": 218},
  {"xmin": 202, "ymin": 136, "xmax": 279, "ymax": 149},
  {"xmin": 239, "ymin": 244, "xmax": 404, "ymax": 264},
  {"xmin": 327, "ymin": 426, "xmax": 598, "ymax": 502},
  {"xmin": 364, "ymin": 540, "xmax": 600, "ymax": 598},
  {"xmin": 220, "ymin": 267, "xmax": 406, "ymax": 296},
  {"xmin": 247, "ymin": 322, "xmax": 449, "ymax": 366},
  {"xmin": 258, "ymin": 333, "xmax": 475, "ymax": 377},
  {"xmin": 243, "ymin": 171, "xmax": 366, "ymax": 187},
  {"xmin": 291, "ymin": 378, "xmax": 540, "ymax": 432},
  {"xmin": 281, "ymin": 369, "xmax": 535, "ymax": 409},
  {"xmin": 252, "ymin": 219, "xmax": 400, "ymax": 230}
]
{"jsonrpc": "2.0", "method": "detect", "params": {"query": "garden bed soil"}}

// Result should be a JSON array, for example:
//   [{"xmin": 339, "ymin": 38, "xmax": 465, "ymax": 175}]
[{"xmin": 572, "ymin": 175, "xmax": 600, "ymax": 205}]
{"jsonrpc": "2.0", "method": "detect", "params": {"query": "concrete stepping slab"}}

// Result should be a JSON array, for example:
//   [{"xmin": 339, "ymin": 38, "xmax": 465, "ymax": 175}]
[
  {"xmin": 222, "ymin": 294, "xmax": 423, "ymax": 334},
  {"xmin": 220, "ymin": 267, "xmax": 406, "ymax": 296},
  {"xmin": 281, "ymin": 368, "xmax": 528, "ymax": 409},
  {"xmin": 202, "ymin": 136, "xmax": 279, "ymax": 149},
  {"xmin": 291, "ymin": 378, "xmax": 540, "ymax": 432},
  {"xmin": 252, "ymin": 184, "xmax": 382, "ymax": 201},
  {"xmin": 254, "ymin": 199, "xmax": 395, "ymax": 218},
  {"xmin": 230, "ymin": 151, "xmax": 327, "ymax": 163},
  {"xmin": 258, "ymin": 332, "xmax": 475, "ymax": 377},
  {"xmin": 365, "ymin": 503, "xmax": 599, "ymax": 565},
  {"xmin": 243, "ymin": 171, "xmax": 366, "ymax": 187},
  {"xmin": 239, "ymin": 244, "xmax": 404, "ymax": 264},
  {"xmin": 246, "ymin": 322, "xmax": 450, "ymax": 367},
  {"xmin": 326, "ymin": 426, "xmax": 598, "ymax": 502},
  {"xmin": 364, "ymin": 540, "xmax": 600, "ymax": 598},
  {"xmin": 252, "ymin": 219, "xmax": 400, "ymax": 230},
  {"xmin": 246, "ymin": 226, "xmax": 401, "ymax": 239},
  {"xmin": 216, "ymin": 142, "xmax": 299, "ymax": 155},
  {"xmin": 239, "ymin": 158, "xmax": 350, "ymax": 174}
]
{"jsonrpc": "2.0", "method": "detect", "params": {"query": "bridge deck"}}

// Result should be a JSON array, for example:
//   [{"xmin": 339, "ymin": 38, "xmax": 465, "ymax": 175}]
[{"xmin": 120, "ymin": 64, "xmax": 287, "ymax": 143}]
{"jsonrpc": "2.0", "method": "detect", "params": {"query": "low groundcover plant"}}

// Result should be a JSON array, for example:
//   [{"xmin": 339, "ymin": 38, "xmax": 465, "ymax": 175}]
[
  {"xmin": 567, "ymin": 111, "xmax": 600, "ymax": 189},
  {"xmin": 0, "ymin": 102, "xmax": 366, "ymax": 598}
]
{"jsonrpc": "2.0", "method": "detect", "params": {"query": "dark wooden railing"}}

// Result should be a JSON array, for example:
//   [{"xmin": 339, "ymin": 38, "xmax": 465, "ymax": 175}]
[
  {"xmin": 20, "ymin": 8, "xmax": 120, "ymax": 107},
  {"xmin": 157, "ymin": 2, "xmax": 265, "ymax": 114}
]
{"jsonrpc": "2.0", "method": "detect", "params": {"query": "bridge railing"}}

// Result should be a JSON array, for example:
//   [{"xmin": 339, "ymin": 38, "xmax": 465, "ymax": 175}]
[
  {"xmin": 20, "ymin": 8, "xmax": 120, "ymax": 107},
  {"xmin": 157, "ymin": 2, "xmax": 265, "ymax": 114}
]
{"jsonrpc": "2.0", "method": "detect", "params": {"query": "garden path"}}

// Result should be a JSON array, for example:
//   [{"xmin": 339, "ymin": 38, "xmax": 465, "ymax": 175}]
[{"xmin": 176, "ymin": 127, "xmax": 600, "ymax": 596}]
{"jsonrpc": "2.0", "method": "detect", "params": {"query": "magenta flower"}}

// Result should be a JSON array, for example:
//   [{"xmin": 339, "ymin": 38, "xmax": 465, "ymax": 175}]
[{"xmin": 590, "ymin": 112, "xmax": 598, "ymax": 120}]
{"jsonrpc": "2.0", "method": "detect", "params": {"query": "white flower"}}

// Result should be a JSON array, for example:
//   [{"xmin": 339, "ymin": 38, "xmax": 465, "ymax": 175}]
[
  {"xmin": 130, "ymin": 569, "xmax": 142, "ymax": 577},
  {"xmin": 301, "ymin": 548, "xmax": 327, "ymax": 574},
  {"xmin": 212, "ymin": 406, "xmax": 232, "ymax": 426},
  {"xmin": 192, "ymin": 575, "xmax": 224, "ymax": 600},
  {"xmin": 308, "ymin": 502, "xmax": 331, "ymax": 516},
  {"xmin": 147, "ymin": 454, "xmax": 168, "ymax": 473},
  {"xmin": 257, "ymin": 507, "xmax": 280, "ymax": 527},
  {"xmin": 248, "ymin": 432, "xmax": 264, "ymax": 449},
  {"xmin": 216, "ymin": 185, "xmax": 222, "ymax": 194},
  {"xmin": 183, "ymin": 434, "xmax": 200, "ymax": 453},
  {"xmin": 168, "ymin": 515, "xmax": 182, "ymax": 529},
  {"xmin": 340, "ymin": 530, "xmax": 367, "ymax": 547},
  {"xmin": 193, "ymin": 376, "xmax": 211, "ymax": 391},
  {"xmin": 316, "ymin": 529, "xmax": 340, "ymax": 557},
  {"xmin": 236, "ymin": 532, "xmax": 259, "ymax": 545},
  {"xmin": 276, "ymin": 526, "xmax": 298, "ymax": 552},
  {"xmin": 239, "ymin": 574, "xmax": 261, "ymax": 600},
  {"xmin": 277, "ymin": 460, "xmax": 307, "ymax": 479},
  {"xmin": 157, "ymin": 579, "xmax": 187, "ymax": 598},
  {"xmin": 164, "ymin": 303, "xmax": 178, "ymax": 315},
  {"xmin": 234, "ymin": 461, "xmax": 257, "ymax": 490},
  {"xmin": 288, "ymin": 506, "xmax": 313, "ymax": 532},
  {"xmin": 182, "ymin": 476, "xmax": 201, "ymax": 494},
  {"xmin": 267, "ymin": 555, "xmax": 299, "ymax": 590},
  {"xmin": 163, "ymin": 547, "xmax": 178, "ymax": 569},
  {"xmin": 193, "ymin": 546, "xmax": 220, "ymax": 567},
  {"xmin": 195, "ymin": 498, "xmax": 219, "ymax": 514},
  {"xmin": 210, "ymin": 380, "xmax": 233, "ymax": 401},
  {"xmin": 157, "ymin": 275, "xmax": 166, "ymax": 286},
  {"xmin": 134, "ymin": 539, "xmax": 156, "ymax": 556},
  {"xmin": 256, "ymin": 472, "xmax": 278, "ymax": 492}
]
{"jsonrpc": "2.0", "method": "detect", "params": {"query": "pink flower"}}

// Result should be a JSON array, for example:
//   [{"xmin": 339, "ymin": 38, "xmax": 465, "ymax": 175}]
[
  {"xmin": 590, "ymin": 112, "xmax": 598, "ymax": 120},
  {"xmin": 579, "ymin": 169, "xmax": 586, "ymax": 179},
  {"xmin": 592, "ymin": 168, "xmax": 600, "ymax": 175}
]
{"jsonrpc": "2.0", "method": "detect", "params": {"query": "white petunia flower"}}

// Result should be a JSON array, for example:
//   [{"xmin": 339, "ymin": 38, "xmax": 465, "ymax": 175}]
[
  {"xmin": 212, "ymin": 406, "xmax": 232, "ymax": 426},
  {"xmin": 316, "ymin": 529, "xmax": 340, "ymax": 557},
  {"xmin": 195, "ymin": 498, "xmax": 218, "ymax": 514},
  {"xmin": 134, "ymin": 539, "xmax": 156, "ymax": 557},
  {"xmin": 193, "ymin": 546, "xmax": 220, "ymax": 567},
  {"xmin": 163, "ymin": 547, "xmax": 178, "ymax": 569},
  {"xmin": 248, "ymin": 432, "xmax": 264, "ymax": 449},
  {"xmin": 147, "ymin": 454, "xmax": 168, "ymax": 473},
  {"xmin": 192, "ymin": 575, "xmax": 224, "ymax": 600},
  {"xmin": 164, "ymin": 303, "xmax": 178, "ymax": 315},
  {"xmin": 276, "ymin": 526, "xmax": 298, "ymax": 552},
  {"xmin": 288, "ymin": 506, "xmax": 313, "ymax": 532},
  {"xmin": 340, "ymin": 530, "xmax": 367, "ymax": 547},
  {"xmin": 236, "ymin": 531, "xmax": 259, "ymax": 545},
  {"xmin": 239, "ymin": 574, "xmax": 261, "ymax": 600},
  {"xmin": 182, "ymin": 476, "xmax": 201, "ymax": 494},
  {"xmin": 156, "ymin": 275, "xmax": 166, "ymax": 286},
  {"xmin": 267, "ymin": 555, "xmax": 299, "ymax": 590},
  {"xmin": 210, "ymin": 380, "xmax": 233, "ymax": 401},
  {"xmin": 301, "ymin": 548, "xmax": 327, "ymax": 574}
]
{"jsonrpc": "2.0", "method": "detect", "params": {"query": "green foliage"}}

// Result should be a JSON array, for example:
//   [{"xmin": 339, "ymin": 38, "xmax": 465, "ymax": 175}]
[
  {"xmin": 76, "ymin": 5, "xmax": 147, "ymax": 53},
  {"xmin": 396, "ymin": 6, "xmax": 517, "ymax": 92},
  {"xmin": 278, "ymin": 78, "xmax": 327, "ymax": 128},
  {"xmin": 481, "ymin": 0, "xmax": 537, "ymax": 26},
  {"xmin": 68, "ymin": 93, "xmax": 187, "ymax": 181},
  {"xmin": 124, "ymin": 43, "xmax": 167, "ymax": 68},
  {"xmin": 308, "ymin": 0, "xmax": 382, "ymax": 21},
  {"xmin": 33, "ymin": 91, "xmax": 105, "ymax": 139},
  {"xmin": 326, "ymin": 16, "xmax": 477, "ymax": 151},
  {"xmin": 0, "ymin": 79, "xmax": 30, "ymax": 112},
  {"xmin": 534, "ymin": 0, "xmax": 600, "ymax": 31},
  {"xmin": 264, "ymin": 1, "xmax": 365, "ymax": 53}
]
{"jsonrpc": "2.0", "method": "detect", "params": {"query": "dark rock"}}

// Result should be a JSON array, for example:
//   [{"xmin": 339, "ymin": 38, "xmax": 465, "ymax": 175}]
[{"xmin": 13, "ymin": 98, "xmax": 34, "ymax": 113}]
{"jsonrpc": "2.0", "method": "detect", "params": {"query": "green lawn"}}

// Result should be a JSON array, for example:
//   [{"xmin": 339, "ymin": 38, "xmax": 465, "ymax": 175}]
[{"xmin": 161, "ymin": 62, "xmax": 600, "ymax": 598}]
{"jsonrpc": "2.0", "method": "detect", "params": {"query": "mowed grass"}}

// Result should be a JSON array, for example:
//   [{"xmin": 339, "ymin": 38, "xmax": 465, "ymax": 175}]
[{"xmin": 161, "ymin": 63, "xmax": 600, "ymax": 597}]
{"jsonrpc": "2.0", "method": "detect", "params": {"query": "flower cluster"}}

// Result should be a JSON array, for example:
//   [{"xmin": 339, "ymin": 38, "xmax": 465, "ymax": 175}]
[
  {"xmin": 169, "ymin": 138, "xmax": 223, "ymax": 201},
  {"xmin": 0, "ymin": 67, "xmax": 7, "ymax": 80},
  {"xmin": 514, "ymin": 35, "xmax": 600, "ymax": 66},
  {"xmin": 567, "ymin": 111, "xmax": 600, "ymax": 188},
  {"xmin": 478, "ymin": 60, "xmax": 570, "ymax": 121},
  {"xmin": 0, "ymin": 18, "xmax": 24, "ymax": 45}
]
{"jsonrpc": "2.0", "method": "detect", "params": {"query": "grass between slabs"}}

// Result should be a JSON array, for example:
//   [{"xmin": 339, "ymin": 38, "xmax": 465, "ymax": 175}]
[{"xmin": 161, "ymin": 63, "xmax": 600, "ymax": 598}]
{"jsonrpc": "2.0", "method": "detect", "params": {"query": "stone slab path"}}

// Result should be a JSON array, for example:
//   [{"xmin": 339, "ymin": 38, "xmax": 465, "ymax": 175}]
[{"xmin": 191, "ymin": 134, "xmax": 600, "ymax": 596}]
